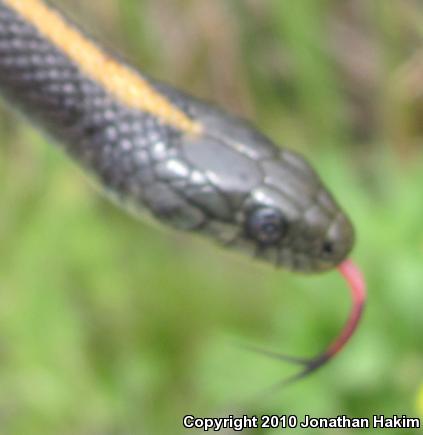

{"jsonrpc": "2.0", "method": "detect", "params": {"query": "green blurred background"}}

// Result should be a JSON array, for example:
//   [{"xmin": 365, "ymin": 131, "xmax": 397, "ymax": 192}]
[{"xmin": 0, "ymin": 0, "xmax": 423, "ymax": 433}]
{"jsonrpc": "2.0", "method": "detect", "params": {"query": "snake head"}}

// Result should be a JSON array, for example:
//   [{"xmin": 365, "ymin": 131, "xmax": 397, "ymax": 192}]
[
  {"xmin": 171, "ymin": 100, "xmax": 354, "ymax": 273},
  {"xmin": 152, "ymin": 92, "xmax": 355, "ymax": 273},
  {"xmin": 239, "ymin": 148, "xmax": 355, "ymax": 272}
]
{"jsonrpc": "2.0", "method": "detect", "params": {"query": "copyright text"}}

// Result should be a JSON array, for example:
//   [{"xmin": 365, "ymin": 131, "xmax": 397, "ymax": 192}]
[{"xmin": 182, "ymin": 414, "xmax": 421, "ymax": 431}]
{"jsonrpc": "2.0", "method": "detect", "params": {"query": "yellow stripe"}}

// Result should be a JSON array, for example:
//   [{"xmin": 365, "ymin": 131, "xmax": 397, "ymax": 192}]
[{"xmin": 4, "ymin": 0, "xmax": 201, "ymax": 134}]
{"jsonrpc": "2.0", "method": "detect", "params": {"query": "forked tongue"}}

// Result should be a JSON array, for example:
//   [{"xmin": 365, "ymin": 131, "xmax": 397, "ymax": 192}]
[{"xmin": 245, "ymin": 259, "xmax": 367, "ymax": 390}]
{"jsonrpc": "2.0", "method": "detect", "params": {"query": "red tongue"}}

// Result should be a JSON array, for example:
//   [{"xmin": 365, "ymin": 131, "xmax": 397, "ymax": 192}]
[
  {"xmin": 244, "ymin": 259, "xmax": 367, "ymax": 390},
  {"xmin": 240, "ymin": 259, "xmax": 367, "ymax": 396},
  {"xmin": 289, "ymin": 259, "xmax": 367, "ymax": 374},
  {"xmin": 339, "ymin": 259, "xmax": 366, "ymax": 298},
  {"xmin": 328, "ymin": 259, "xmax": 367, "ymax": 357}
]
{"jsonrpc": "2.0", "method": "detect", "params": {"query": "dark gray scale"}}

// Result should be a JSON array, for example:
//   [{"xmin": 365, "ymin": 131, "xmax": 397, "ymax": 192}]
[{"xmin": 0, "ymin": 2, "xmax": 188, "ymax": 222}]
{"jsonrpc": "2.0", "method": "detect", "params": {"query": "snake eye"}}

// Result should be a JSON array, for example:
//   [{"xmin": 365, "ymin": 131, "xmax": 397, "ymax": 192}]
[{"xmin": 246, "ymin": 207, "xmax": 286, "ymax": 244}]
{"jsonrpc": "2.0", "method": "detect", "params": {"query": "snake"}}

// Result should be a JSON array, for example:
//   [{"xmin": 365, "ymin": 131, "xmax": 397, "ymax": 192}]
[{"xmin": 0, "ymin": 0, "xmax": 366, "ymax": 387}]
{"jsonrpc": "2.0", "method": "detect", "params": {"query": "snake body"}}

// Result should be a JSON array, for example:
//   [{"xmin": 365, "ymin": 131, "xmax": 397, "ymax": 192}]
[{"xmin": 0, "ymin": 0, "xmax": 354, "ymax": 272}]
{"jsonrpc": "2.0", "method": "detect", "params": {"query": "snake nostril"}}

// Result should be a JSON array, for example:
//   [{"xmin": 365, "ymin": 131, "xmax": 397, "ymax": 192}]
[{"xmin": 322, "ymin": 240, "xmax": 335, "ymax": 255}]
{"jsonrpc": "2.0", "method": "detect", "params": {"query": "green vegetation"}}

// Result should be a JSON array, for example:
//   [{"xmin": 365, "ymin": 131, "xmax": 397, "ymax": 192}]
[{"xmin": 0, "ymin": 0, "xmax": 422, "ymax": 433}]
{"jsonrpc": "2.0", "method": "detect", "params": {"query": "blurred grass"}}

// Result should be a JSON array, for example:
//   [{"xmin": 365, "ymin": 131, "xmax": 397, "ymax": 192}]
[{"xmin": 1, "ymin": 0, "xmax": 423, "ymax": 434}]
